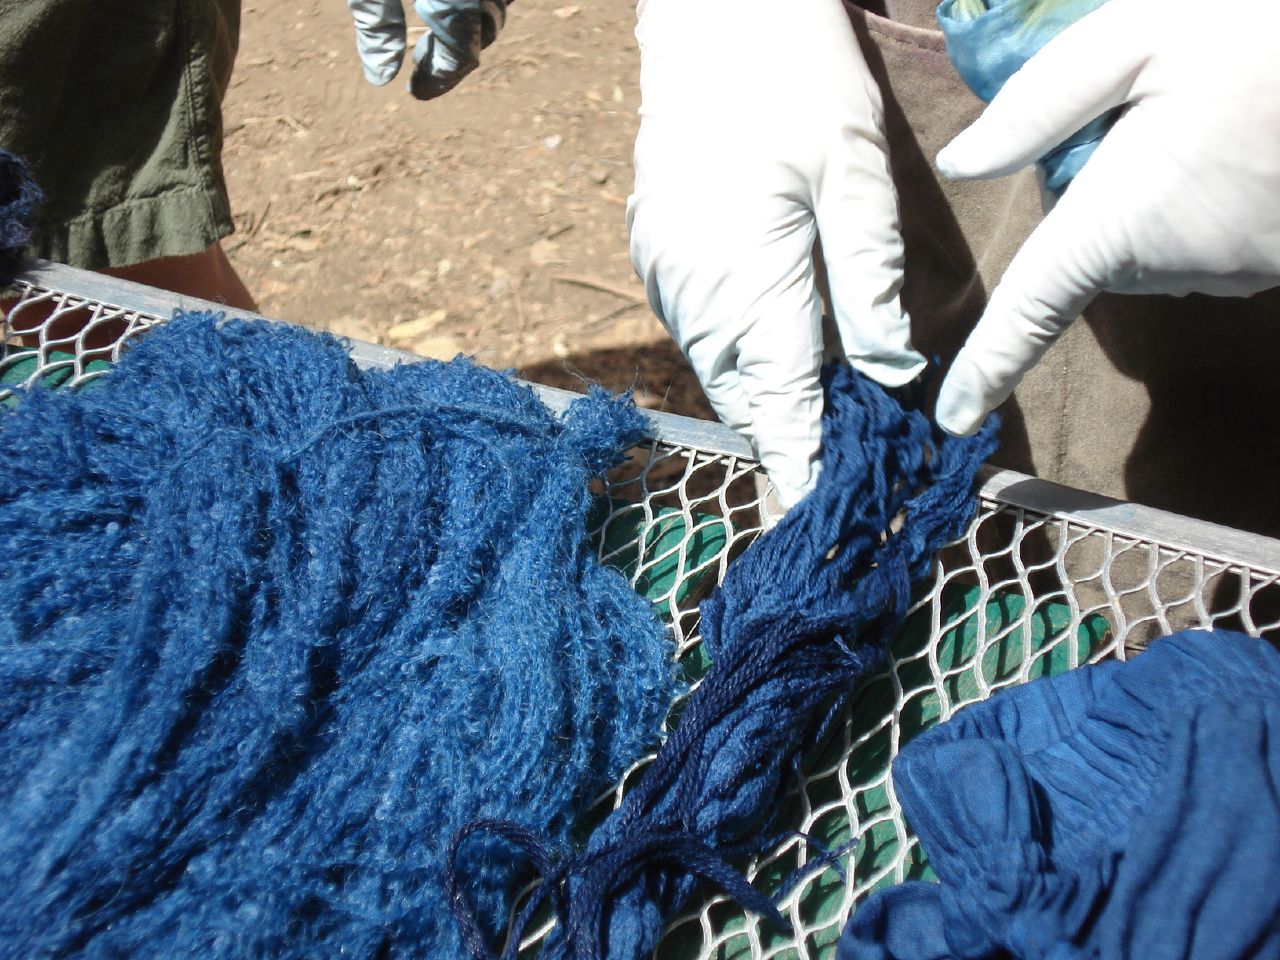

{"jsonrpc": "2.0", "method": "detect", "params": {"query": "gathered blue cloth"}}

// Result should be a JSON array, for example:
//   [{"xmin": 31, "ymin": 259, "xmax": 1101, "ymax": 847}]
[
  {"xmin": 0, "ymin": 148, "xmax": 40, "ymax": 285},
  {"xmin": 935, "ymin": 0, "xmax": 1115, "ymax": 196},
  {"xmin": 449, "ymin": 367, "xmax": 999, "ymax": 959},
  {"xmin": 0, "ymin": 313, "xmax": 676, "ymax": 957},
  {"xmin": 839, "ymin": 629, "xmax": 1280, "ymax": 959}
]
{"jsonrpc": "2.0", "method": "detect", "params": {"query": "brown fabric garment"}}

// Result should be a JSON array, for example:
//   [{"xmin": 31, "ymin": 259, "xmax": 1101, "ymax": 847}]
[
  {"xmin": 0, "ymin": 0, "xmax": 241, "ymax": 269},
  {"xmin": 844, "ymin": 2, "xmax": 1280, "ymax": 539}
]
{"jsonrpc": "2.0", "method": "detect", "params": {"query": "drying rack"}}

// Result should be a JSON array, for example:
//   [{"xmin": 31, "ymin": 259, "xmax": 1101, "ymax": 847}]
[{"xmin": 6, "ymin": 260, "xmax": 1279, "ymax": 959}]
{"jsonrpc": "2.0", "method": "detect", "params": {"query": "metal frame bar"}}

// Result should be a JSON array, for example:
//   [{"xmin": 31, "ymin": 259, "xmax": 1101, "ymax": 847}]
[{"xmin": 8, "ymin": 258, "xmax": 1280, "ymax": 576}]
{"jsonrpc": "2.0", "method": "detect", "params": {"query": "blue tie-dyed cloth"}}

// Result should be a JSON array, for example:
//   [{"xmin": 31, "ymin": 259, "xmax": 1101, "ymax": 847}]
[
  {"xmin": 936, "ymin": 0, "xmax": 1115, "ymax": 196},
  {"xmin": 838, "ymin": 629, "xmax": 1280, "ymax": 959}
]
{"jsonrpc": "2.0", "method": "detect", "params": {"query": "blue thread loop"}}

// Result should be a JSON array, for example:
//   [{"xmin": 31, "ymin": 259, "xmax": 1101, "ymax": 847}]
[{"xmin": 450, "ymin": 365, "xmax": 999, "ymax": 959}]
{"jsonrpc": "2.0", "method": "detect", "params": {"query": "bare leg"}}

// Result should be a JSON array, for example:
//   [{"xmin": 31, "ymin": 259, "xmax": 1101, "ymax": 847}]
[
  {"xmin": 4, "ymin": 242, "xmax": 256, "ymax": 350},
  {"xmin": 103, "ymin": 242, "xmax": 257, "ymax": 311}
]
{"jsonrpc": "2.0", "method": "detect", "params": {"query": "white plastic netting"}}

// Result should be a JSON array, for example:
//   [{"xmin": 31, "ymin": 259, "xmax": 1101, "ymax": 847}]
[
  {"xmin": 5, "ymin": 262, "xmax": 1280, "ymax": 960},
  {"xmin": 577, "ymin": 439, "xmax": 1280, "ymax": 960}
]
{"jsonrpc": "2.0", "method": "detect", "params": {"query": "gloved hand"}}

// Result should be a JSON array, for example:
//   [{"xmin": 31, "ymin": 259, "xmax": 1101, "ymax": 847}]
[
  {"xmin": 627, "ymin": 0, "xmax": 926, "ymax": 508},
  {"xmin": 934, "ymin": 0, "xmax": 1280, "ymax": 436},
  {"xmin": 347, "ymin": 0, "xmax": 507, "ymax": 100}
]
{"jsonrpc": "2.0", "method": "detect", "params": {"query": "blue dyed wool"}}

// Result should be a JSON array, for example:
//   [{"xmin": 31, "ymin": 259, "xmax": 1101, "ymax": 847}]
[
  {"xmin": 0, "ymin": 313, "xmax": 675, "ymax": 958},
  {"xmin": 451, "ymin": 366, "xmax": 999, "ymax": 960},
  {"xmin": 0, "ymin": 148, "xmax": 41, "ymax": 285}
]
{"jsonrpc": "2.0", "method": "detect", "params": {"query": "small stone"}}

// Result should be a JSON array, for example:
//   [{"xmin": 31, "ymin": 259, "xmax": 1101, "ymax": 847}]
[
  {"xmin": 529, "ymin": 238, "xmax": 561, "ymax": 266},
  {"xmin": 387, "ymin": 309, "xmax": 447, "ymax": 341},
  {"xmin": 488, "ymin": 270, "xmax": 512, "ymax": 299},
  {"xmin": 413, "ymin": 335, "xmax": 464, "ymax": 360},
  {"xmin": 327, "ymin": 315, "xmax": 380, "ymax": 342}
]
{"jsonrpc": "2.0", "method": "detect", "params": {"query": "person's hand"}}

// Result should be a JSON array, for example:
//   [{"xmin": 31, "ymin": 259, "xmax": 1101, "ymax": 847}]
[
  {"xmin": 346, "ymin": 0, "xmax": 506, "ymax": 100},
  {"xmin": 934, "ymin": 0, "xmax": 1280, "ymax": 436},
  {"xmin": 627, "ymin": 0, "xmax": 926, "ymax": 508}
]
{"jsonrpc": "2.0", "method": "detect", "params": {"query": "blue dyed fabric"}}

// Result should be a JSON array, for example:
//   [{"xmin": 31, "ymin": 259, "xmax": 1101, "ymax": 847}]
[
  {"xmin": 839, "ymin": 629, "xmax": 1280, "ymax": 959},
  {"xmin": 0, "ymin": 313, "xmax": 675, "ymax": 957},
  {"xmin": 0, "ymin": 148, "xmax": 40, "ymax": 284},
  {"xmin": 936, "ymin": 0, "xmax": 1114, "ymax": 196},
  {"xmin": 451, "ymin": 367, "xmax": 999, "ymax": 959}
]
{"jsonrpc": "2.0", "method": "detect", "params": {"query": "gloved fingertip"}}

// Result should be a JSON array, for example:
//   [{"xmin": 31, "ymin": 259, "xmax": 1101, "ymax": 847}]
[
  {"xmin": 849, "ymin": 351, "xmax": 928, "ymax": 390},
  {"xmin": 758, "ymin": 483, "xmax": 787, "ymax": 532},
  {"xmin": 766, "ymin": 458, "xmax": 822, "ymax": 512},
  {"xmin": 935, "ymin": 138, "xmax": 976, "ymax": 181},
  {"xmin": 360, "ymin": 59, "xmax": 401, "ymax": 86},
  {"xmin": 936, "ymin": 142, "xmax": 962, "ymax": 181},
  {"xmin": 936, "ymin": 409, "xmax": 985, "ymax": 437},
  {"xmin": 935, "ymin": 360, "xmax": 991, "ymax": 437}
]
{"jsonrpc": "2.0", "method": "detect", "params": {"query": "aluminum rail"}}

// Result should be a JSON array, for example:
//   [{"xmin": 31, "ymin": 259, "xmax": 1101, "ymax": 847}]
[{"xmin": 10, "ymin": 258, "xmax": 1280, "ymax": 576}]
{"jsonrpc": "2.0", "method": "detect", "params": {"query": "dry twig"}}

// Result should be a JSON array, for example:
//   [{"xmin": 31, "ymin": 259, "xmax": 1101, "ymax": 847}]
[{"xmin": 552, "ymin": 273, "xmax": 643, "ymax": 303}]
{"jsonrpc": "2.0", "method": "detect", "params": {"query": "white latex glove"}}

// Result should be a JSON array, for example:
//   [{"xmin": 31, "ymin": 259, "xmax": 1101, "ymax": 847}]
[
  {"xmin": 347, "ymin": 0, "xmax": 506, "ymax": 100},
  {"xmin": 627, "ymin": 0, "xmax": 927, "ymax": 508},
  {"xmin": 934, "ymin": 0, "xmax": 1280, "ymax": 436}
]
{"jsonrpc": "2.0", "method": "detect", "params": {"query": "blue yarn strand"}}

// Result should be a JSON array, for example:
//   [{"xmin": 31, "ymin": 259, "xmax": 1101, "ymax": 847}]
[
  {"xmin": 450, "ymin": 365, "xmax": 999, "ymax": 960},
  {"xmin": 0, "ymin": 148, "xmax": 41, "ymax": 285},
  {"xmin": 0, "ymin": 313, "xmax": 676, "ymax": 958}
]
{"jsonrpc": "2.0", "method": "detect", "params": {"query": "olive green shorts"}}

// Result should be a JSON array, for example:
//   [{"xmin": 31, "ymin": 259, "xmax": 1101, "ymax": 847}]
[{"xmin": 0, "ymin": 0, "xmax": 241, "ymax": 270}]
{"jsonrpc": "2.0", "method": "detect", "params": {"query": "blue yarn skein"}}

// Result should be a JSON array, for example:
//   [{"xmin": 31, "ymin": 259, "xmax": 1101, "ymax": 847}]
[
  {"xmin": 450, "ymin": 366, "xmax": 999, "ymax": 960},
  {"xmin": 0, "ymin": 313, "xmax": 676, "ymax": 958},
  {"xmin": 0, "ymin": 148, "xmax": 41, "ymax": 285}
]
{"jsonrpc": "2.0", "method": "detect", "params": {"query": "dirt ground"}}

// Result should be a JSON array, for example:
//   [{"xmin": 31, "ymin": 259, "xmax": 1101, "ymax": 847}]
[{"xmin": 221, "ymin": 0, "xmax": 714, "ymax": 421}]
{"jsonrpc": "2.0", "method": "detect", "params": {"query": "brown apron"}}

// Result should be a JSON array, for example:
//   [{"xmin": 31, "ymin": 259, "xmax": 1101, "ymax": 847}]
[{"xmin": 845, "ymin": 0, "xmax": 1280, "ymax": 540}]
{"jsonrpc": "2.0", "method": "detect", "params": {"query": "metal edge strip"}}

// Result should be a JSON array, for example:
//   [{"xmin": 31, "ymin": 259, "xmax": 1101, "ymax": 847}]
[
  {"xmin": 10, "ymin": 260, "xmax": 1280, "ymax": 573},
  {"xmin": 976, "ymin": 467, "xmax": 1280, "ymax": 576},
  {"xmin": 9, "ymin": 260, "xmax": 757, "ymax": 458}
]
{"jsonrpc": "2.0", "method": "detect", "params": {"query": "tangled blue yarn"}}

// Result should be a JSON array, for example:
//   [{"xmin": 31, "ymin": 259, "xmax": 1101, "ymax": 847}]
[
  {"xmin": 0, "ymin": 313, "xmax": 676, "ymax": 957},
  {"xmin": 0, "ymin": 148, "xmax": 41, "ymax": 285},
  {"xmin": 451, "ymin": 366, "xmax": 999, "ymax": 960}
]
